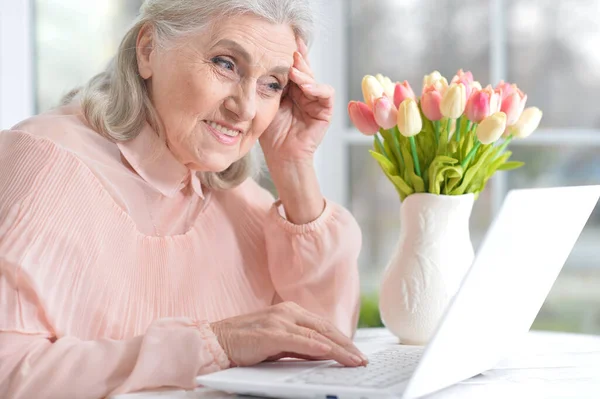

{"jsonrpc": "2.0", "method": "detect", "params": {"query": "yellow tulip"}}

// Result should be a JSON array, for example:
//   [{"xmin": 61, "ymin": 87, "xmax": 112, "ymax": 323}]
[
  {"xmin": 440, "ymin": 83, "xmax": 467, "ymax": 119},
  {"xmin": 423, "ymin": 70, "xmax": 448, "ymax": 94},
  {"xmin": 375, "ymin": 73, "xmax": 395, "ymax": 98},
  {"xmin": 511, "ymin": 107, "xmax": 542, "ymax": 138},
  {"xmin": 476, "ymin": 112, "xmax": 507, "ymax": 144},
  {"xmin": 361, "ymin": 75, "xmax": 385, "ymax": 110},
  {"xmin": 397, "ymin": 98, "xmax": 422, "ymax": 137}
]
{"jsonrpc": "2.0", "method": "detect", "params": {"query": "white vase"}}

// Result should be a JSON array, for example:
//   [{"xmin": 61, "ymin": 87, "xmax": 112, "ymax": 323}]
[{"xmin": 378, "ymin": 193, "xmax": 475, "ymax": 345}]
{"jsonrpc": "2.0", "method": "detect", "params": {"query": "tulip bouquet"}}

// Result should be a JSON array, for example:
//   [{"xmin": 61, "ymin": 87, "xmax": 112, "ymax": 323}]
[{"xmin": 348, "ymin": 70, "xmax": 543, "ymax": 201}]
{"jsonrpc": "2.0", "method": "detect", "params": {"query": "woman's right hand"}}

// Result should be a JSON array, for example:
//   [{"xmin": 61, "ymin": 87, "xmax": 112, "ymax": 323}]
[{"xmin": 210, "ymin": 302, "xmax": 368, "ymax": 367}]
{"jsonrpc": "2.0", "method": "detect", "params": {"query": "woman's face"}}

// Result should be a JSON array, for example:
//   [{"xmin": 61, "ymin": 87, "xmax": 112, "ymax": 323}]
[{"xmin": 137, "ymin": 15, "xmax": 296, "ymax": 171}]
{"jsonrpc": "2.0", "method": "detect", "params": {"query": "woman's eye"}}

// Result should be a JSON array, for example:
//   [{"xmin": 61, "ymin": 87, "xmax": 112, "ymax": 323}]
[
  {"xmin": 268, "ymin": 81, "xmax": 283, "ymax": 92},
  {"xmin": 212, "ymin": 57, "xmax": 235, "ymax": 72}
]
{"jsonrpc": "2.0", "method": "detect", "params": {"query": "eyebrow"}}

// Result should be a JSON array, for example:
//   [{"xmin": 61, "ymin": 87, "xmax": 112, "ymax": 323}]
[{"xmin": 212, "ymin": 39, "xmax": 291, "ymax": 76}]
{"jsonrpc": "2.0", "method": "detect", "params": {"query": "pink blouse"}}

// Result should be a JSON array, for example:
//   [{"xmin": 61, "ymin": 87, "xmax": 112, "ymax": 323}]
[{"xmin": 0, "ymin": 103, "xmax": 361, "ymax": 399}]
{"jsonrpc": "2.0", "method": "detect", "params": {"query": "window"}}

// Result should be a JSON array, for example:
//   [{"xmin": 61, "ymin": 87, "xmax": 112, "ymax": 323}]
[
  {"xmin": 35, "ymin": 0, "xmax": 143, "ymax": 112},
  {"xmin": 343, "ymin": 0, "xmax": 600, "ymax": 333},
  {"xmin": 2, "ymin": 0, "xmax": 599, "ymax": 334},
  {"xmin": 0, "ymin": 1, "xmax": 34, "ymax": 129}
]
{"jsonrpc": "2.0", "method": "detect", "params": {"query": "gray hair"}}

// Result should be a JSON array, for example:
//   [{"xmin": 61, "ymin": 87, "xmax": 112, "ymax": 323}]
[{"xmin": 65, "ymin": 0, "xmax": 313, "ymax": 190}]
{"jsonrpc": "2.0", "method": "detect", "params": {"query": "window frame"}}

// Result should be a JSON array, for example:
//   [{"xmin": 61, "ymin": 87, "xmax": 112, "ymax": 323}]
[{"xmin": 0, "ymin": 0, "xmax": 34, "ymax": 129}]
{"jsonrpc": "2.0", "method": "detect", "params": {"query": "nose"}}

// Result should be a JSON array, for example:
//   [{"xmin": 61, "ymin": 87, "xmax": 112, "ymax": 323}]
[{"xmin": 224, "ymin": 81, "xmax": 257, "ymax": 122}]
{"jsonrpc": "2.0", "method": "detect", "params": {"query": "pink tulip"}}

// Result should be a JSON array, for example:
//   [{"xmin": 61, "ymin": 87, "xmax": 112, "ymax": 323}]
[
  {"xmin": 465, "ymin": 85, "xmax": 501, "ymax": 123},
  {"xmin": 393, "ymin": 80, "xmax": 416, "ymax": 108},
  {"xmin": 348, "ymin": 101, "xmax": 380, "ymax": 135},
  {"xmin": 451, "ymin": 69, "xmax": 475, "ymax": 99},
  {"xmin": 421, "ymin": 85, "xmax": 444, "ymax": 121},
  {"xmin": 495, "ymin": 80, "xmax": 515, "ymax": 100},
  {"xmin": 500, "ymin": 89, "xmax": 527, "ymax": 126},
  {"xmin": 373, "ymin": 96, "xmax": 398, "ymax": 129}
]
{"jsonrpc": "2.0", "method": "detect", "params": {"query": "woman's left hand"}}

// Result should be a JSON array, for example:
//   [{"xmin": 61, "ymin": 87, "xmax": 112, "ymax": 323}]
[{"xmin": 259, "ymin": 38, "xmax": 334, "ymax": 165}]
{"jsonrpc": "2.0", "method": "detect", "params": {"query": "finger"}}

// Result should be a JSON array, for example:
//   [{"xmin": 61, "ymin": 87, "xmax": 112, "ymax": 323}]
[
  {"xmin": 313, "ymin": 107, "xmax": 334, "ymax": 122},
  {"xmin": 265, "ymin": 352, "xmax": 327, "ymax": 362},
  {"xmin": 296, "ymin": 37, "xmax": 311, "ymax": 68},
  {"xmin": 300, "ymin": 83, "xmax": 334, "ymax": 107},
  {"xmin": 294, "ymin": 312, "xmax": 368, "ymax": 365},
  {"xmin": 289, "ymin": 325, "xmax": 364, "ymax": 367},
  {"xmin": 289, "ymin": 69, "xmax": 318, "ymax": 102},
  {"xmin": 294, "ymin": 51, "xmax": 314, "ymax": 78},
  {"xmin": 271, "ymin": 332, "xmax": 334, "ymax": 359},
  {"xmin": 290, "ymin": 67, "xmax": 314, "ymax": 87},
  {"xmin": 295, "ymin": 100, "xmax": 333, "ymax": 123}
]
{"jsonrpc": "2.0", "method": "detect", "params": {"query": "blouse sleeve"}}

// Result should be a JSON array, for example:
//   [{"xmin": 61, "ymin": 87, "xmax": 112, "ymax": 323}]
[{"xmin": 263, "ymin": 198, "xmax": 362, "ymax": 338}]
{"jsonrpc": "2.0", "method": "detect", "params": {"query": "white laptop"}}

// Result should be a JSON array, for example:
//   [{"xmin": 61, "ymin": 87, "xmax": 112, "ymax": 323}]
[{"xmin": 197, "ymin": 185, "xmax": 600, "ymax": 399}]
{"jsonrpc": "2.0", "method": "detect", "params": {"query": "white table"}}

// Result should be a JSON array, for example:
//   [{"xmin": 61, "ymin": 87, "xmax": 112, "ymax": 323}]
[{"xmin": 115, "ymin": 328, "xmax": 600, "ymax": 399}]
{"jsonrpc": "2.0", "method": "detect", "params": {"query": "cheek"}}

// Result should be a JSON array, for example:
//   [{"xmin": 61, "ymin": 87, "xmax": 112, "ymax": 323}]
[
  {"xmin": 157, "ymin": 65, "xmax": 223, "ymax": 116},
  {"xmin": 254, "ymin": 100, "xmax": 282, "ymax": 134}
]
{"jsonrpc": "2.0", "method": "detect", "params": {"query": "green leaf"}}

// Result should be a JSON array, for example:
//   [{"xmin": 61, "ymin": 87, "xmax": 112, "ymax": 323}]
[
  {"xmin": 373, "ymin": 135, "xmax": 385, "ymax": 155},
  {"xmin": 380, "ymin": 128, "xmax": 404, "ymax": 174},
  {"xmin": 442, "ymin": 166, "xmax": 464, "ymax": 194},
  {"xmin": 437, "ymin": 118, "xmax": 454, "ymax": 156},
  {"xmin": 451, "ymin": 145, "xmax": 495, "ymax": 195},
  {"xmin": 427, "ymin": 155, "xmax": 461, "ymax": 195},
  {"xmin": 391, "ymin": 127, "xmax": 405, "ymax": 173},
  {"xmin": 460, "ymin": 128, "xmax": 475, "ymax": 164},
  {"xmin": 415, "ymin": 126, "xmax": 437, "ymax": 188},
  {"xmin": 487, "ymin": 151, "xmax": 512, "ymax": 177},
  {"xmin": 369, "ymin": 150, "xmax": 414, "ymax": 200},
  {"xmin": 466, "ymin": 151, "xmax": 514, "ymax": 194},
  {"xmin": 498, "ymin": 161, "xmax": 525, "ymax": 171},
  {"xmin": 446, "ymin": 173, "xmax": 463, "ymax": 193},
  {"xmin": 399, "ymin": 139, "xmax": 425, "ymax": 193},
  {"xmin": 448, "ymin": 140, "xmax": 459, "ymax": 156}
]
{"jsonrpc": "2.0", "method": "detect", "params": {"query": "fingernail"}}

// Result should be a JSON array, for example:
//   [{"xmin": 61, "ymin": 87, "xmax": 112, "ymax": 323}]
[
  {"xmin": 302, "ymin": 84, "xmax": 313, "ymax": 90},
  {"xmin": 351, "ymin": 355, "xmax": 363, "ymax": 365},
  {"xmin": 360, "ymin": 353, "xmax": 369, "ymax": 363}
]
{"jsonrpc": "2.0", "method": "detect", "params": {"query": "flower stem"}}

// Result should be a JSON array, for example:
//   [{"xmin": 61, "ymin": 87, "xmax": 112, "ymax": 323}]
[
  {"xmin": 461, "ymin": 139, "xmax": 481, "ymax": 169},
  {"xmin": 446, "ymin": 118, "xmax": 452, "ymax": 141},
  {"xmin": 466, "ymin": 120, "xmax": 472, "ymax": 135},
  {"xmin": 374, "ymin": 133, "xmax": 390, "ymax": 160},
  {"xmin": 409, "ymin": 136, "xmax": 422, "ymax": 178},
  {"xmin": 455, "ymin": 116, "xmax": 462, "ymax": 142},
  {"xmin": 434, "ymin": 121, "xmax": 440, "ymax": 145},
  {"xmin": 496, "ymin": 134, "xmax": 514, "ymax": 157},
  {"xmin": 391, "ymin": 126, "xmax": 405, "ymax": 169}
]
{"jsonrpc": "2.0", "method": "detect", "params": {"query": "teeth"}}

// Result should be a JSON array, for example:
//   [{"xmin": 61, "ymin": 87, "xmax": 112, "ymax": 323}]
[{"xmin": 208, "ymin": 121, "xmax": 239, "ymax": 137}]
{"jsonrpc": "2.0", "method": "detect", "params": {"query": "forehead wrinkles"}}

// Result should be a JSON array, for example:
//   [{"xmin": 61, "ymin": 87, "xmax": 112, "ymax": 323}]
[{"xmin": 207, "ymin": 19, "xmax": 294, "ymax": 72}]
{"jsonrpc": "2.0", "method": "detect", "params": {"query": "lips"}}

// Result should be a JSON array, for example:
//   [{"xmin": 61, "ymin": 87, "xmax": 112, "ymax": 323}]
[{"xmin": 204, "ymin": 120, "xmax": 242, "ymax": 146}]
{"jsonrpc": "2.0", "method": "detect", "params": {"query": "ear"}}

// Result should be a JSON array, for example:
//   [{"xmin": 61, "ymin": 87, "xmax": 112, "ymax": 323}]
[{"xmin": 136, "ymin": 24, "xmax": 154, "ymax": 80}]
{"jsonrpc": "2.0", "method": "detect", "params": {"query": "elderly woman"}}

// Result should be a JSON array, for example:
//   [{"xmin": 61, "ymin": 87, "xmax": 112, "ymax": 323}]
[{"xmin": 0, "ymin": 0, "xmax": 365, "ymax": 398}]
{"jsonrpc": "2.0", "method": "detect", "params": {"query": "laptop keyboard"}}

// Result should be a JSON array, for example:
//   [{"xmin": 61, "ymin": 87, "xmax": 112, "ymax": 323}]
[{"xmin": 286, "ymin": 346, "xmax": 423, "ymax": 388}]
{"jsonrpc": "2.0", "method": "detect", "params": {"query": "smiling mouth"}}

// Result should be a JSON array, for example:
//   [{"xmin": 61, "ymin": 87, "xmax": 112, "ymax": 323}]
[
  {"xmin": 203, "ymin": 120, "xmax": 243, "ymax": 146},
  {"xmin": 204, "ymin": 120, "xmax": 241, "ymax": 137}
]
